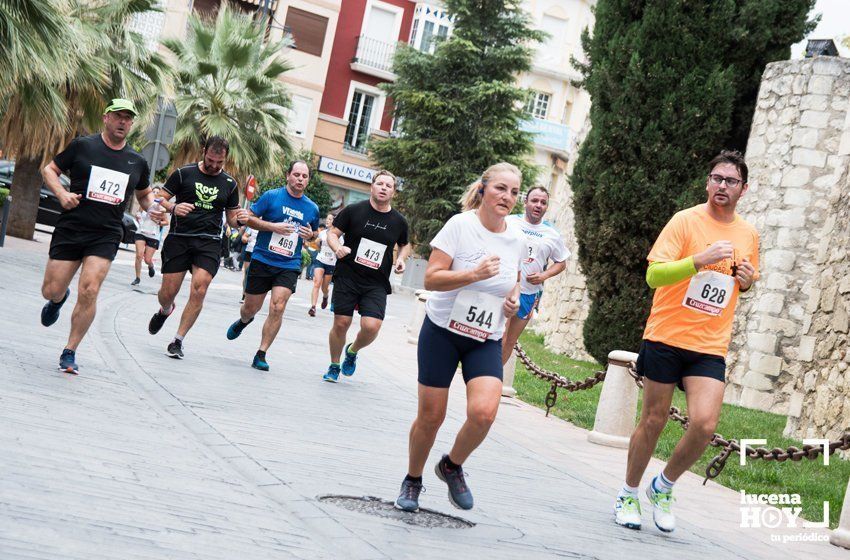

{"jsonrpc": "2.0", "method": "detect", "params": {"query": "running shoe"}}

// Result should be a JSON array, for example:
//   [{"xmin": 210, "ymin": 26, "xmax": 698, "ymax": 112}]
[
  {"xmin": 395, "ymin": 478, "xmax": 424, "ymax": 512},
  {"xmin": 226, "ymin": 317, "xmax": 253, "ymax": 340},
  {"xmin": 167, "ymin": 339, "xmax": 184, "ymax": 359},
  {"xmin": 321, "ymin": 296, "xmax": 328, "ymax": 309},
  {"xmin": 341, "ymin": 344, "xmax": 357, "ymax": 376},
  {"xmin": 252, "ymin": 353, "xmax": 270, "ymax": 371},
  {"xmin": 148, "ymin": 265, "xmax": 156, "ymax": 278},
  {"xmin": 308, "ymin": 306, "xmax": 316, "ymax": 317},
  {"xmin": 646, "ymin": 484, "xmax": 675, "ymax": 532},
  {"xmin": 435, "ymin": 455, "xmax": 473, "ymax": 510},
  {"xmin": 148, "ymin": 303, "xmax": 175, "ymax": 335},
  {"xmin": 323, "ymin": 364, "xmax": 341, "ymax": 383},
  {"xmin": 58, "ymin": 349, "xmax": 79, "ymax": 375},
  {"xmin": 614, "ymin": 494, "xmax": 642, "ymax": 530},
  {"xmin": 41, "ymin": 289, "xmax": 70, "ymax": 327},
  {"xmin": 130, "ymin": 277, "xmax": 141, "ymax": 286}
]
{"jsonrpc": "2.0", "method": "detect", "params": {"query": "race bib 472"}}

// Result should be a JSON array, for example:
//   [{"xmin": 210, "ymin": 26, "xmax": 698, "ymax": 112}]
[{"xmin": 86, "ymin": 165, "xmax": 129, "ymax": 205}]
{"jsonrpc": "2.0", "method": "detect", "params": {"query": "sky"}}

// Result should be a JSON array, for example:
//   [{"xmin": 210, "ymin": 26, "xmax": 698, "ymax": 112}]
[{"xmin": 790, "ymin": 0, "xmax": 849, "ymax": 58}]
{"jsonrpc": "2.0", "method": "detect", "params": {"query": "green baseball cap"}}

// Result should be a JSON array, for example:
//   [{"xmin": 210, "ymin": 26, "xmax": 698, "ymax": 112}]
[{"xmin": 104, "ymin": 98, "xmax": 138, "ymax": 116}]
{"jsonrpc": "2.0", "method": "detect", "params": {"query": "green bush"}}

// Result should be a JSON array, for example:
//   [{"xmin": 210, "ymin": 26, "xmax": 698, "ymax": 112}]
[{"xmin": 0, "ymin": 187, "xmax": 9, "ymax": 208}]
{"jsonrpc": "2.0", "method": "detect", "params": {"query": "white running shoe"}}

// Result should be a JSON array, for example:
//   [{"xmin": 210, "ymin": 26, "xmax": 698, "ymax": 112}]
[
  {"xmin": 614, "ymin": 494, "xmax": 642, "ymax": 530},
  {"xmin": 646, "ymin": 485, "xmax": 676, "ymax": 532}
]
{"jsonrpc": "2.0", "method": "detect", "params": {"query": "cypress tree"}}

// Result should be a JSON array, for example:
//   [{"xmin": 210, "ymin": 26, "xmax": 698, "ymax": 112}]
[
  {"xmin": 573, "ymin": 0, "xmax": 815, "ymax": 363},
  {"xmin": 370, "ymin": 0, "xmax": 543, "ymax": 251}
]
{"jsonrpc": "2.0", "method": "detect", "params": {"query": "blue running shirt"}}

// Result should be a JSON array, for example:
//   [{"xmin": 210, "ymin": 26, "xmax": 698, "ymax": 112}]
[{"xmin": 251, "ymin": 187, "xmax": 320, "ymax": 270}]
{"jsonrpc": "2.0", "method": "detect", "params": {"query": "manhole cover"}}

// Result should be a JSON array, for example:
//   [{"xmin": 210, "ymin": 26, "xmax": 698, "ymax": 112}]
[{"xmin": 317, "ymin": 495, "xmax": 475, "ymax": 528}]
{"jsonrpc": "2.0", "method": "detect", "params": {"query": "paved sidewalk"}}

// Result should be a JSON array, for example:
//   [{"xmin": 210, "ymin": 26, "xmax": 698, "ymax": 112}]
[{"xmin": 0, "ymin": 236, "xmax": 845, "ymax": 560}]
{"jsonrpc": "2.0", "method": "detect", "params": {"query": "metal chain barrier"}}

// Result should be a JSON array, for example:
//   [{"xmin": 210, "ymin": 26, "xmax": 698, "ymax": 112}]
[{"xmin": 513, "ymin": 342, "xmax": 850, "ymax": 482}]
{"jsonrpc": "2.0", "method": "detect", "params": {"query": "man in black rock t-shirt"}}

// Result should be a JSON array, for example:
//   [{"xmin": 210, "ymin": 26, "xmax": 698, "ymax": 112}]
[
  {"xmin": 321, "ymin": 170, "xmax": 411, "ymax": 383},
  {"xmin": 39, "ymin": 98, "xmax": 161, "ymax": 375},
  {"xmin": 146, "ymin": 136, "xmax": 247, "ymax": 359}
]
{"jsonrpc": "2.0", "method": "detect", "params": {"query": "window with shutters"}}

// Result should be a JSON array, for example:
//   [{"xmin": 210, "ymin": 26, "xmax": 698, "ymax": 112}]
[{"xmin": 284, "ymin": 7, "xmax": 328, "ymax": 57}]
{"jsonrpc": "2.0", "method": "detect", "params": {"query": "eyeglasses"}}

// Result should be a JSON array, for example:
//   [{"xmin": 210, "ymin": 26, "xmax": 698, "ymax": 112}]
[{"xmin": 709, "ymin": 174, "xmax": 743, "ymax": 188}]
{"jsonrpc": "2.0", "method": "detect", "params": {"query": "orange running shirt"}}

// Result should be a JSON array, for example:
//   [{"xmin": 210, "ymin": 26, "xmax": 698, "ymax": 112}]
[{"xmin": 643, "ymin": 204, "xmax": 759, "ymax": 357}]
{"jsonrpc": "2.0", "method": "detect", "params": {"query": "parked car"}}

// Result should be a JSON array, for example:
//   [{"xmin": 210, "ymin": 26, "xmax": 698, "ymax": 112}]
[
  {"xmin": 0, "ymin": 160, "xmax": 13, "ymax": 189},
  {"xmin": 38, "ymin": 183, "xmax": 137, "ymax": 243}
]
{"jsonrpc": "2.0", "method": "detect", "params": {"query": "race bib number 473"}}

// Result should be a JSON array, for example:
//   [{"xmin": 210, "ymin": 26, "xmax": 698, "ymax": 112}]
[
  {"xmin": 86, "ymin": 165, "xmax": 129, "ymax": 205},
  {"xmin": 682, "ymin": 271, "xmax": 735, "ymax": 316},
  {"xmin": 355, "ymin": 238, "xmax": 386, "ymax": 269}
]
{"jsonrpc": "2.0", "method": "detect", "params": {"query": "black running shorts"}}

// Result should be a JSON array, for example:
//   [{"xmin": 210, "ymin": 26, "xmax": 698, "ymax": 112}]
[
  {"xmin": 49, "ymin": 227, "xmax": 120, "ymax": 261},
  {"xmin": 331, "ymin": 275, "xmax": 387, "ymax": 320},
  {"xmin": 416, "ymin": 315, "xmax": 503, "ymax": 388},
  {"xmin": 245, "ymin": 259, "xmax": 299, "ymax": 295},
  {"xmin": 134, "ymin": 233, "xmax": 160, "ymax": 250},
  {"xmin": 636, "ymin": 339, "xmax": 726, "ymax": 390},
  {"xmin": 161, "ymin": 235, "xmax": 220, "ymax": 277}
]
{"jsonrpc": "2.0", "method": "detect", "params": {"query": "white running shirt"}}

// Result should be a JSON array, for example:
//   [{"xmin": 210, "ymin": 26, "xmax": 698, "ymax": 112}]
[
  {"xmin": 316, "ymin": 229, "xmax": 338, "ymax": 266},
  {"xmin": 506, "ymin": 215, "xmax": 570, "ymax": 295},
  {"xmin": 425, "ymin": 210, "xmax": 526, "ymax": 340}
]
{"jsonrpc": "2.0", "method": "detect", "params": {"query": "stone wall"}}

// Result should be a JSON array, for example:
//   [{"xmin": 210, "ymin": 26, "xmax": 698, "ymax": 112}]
[
  {"xmin": 533, "ymin": 121, "xmax": 594, "ymax": 362},
  {"xmin": 725, "ymin": 57, "xmax": 850, "ymax": 439}
]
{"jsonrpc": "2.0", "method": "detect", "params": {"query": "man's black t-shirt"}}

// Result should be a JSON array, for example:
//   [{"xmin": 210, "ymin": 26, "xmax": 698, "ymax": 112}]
[
  {"xmin": 52, "ymin": 133, "xmax": 151, "ymax": 239},
  {"xmin": 163, "ymin": 163, "xmax": 240, "ymax": 239},
  {"xmin": 333, "ymin": 200, "xmax": 409, "ymax": 294}
]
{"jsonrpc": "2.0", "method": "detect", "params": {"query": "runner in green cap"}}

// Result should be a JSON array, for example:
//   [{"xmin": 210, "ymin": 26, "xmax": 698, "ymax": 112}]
[{"xmin": 40, "ymin": 98, "xmax": 162, "ymax": 375}]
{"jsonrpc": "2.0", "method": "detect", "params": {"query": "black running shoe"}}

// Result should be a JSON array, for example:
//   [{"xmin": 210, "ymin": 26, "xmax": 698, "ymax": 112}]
[
  {"xmin": 167, "ymin": 339, "xmax": 184, "ymax": 359},
  {"xmin": 435, "ymin": 455, "xmax": 473, "ymax": 510},
  {"xmin": 148, "ymin": 265, "xmax": 155, "ymax": 278},
  {"xmin": 130, "ymin": 278, "xmax": 140, "ymax": 286},
  {"xmin": 41, "ymin": 289, "xmax": 70, "ymax": 327},
  {"xmin": 395, "ymin": 478, "xmax": 424, "ymax": 512},
  {"xmin": 58, "ymin": 348, "xmax": 79, "ymax": 375},
  {"xmin": 148, "ymin": 304, "xmax": 175, "ymax": 335}
]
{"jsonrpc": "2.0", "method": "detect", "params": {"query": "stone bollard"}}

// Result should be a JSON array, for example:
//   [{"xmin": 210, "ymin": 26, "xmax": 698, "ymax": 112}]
[
  {"xmin": 588, "ymin": 350, "xmax": 640, "ymax": 449},
  {"xmin": 830, "ymin": 477, "xmax": 850, "ymax": 549},
  {"xmin": 502, "ymin": 349, "xmax": 518, "ymax": 398},
  {"xmin": 407, "ymin": 290, "xmax": 430, "ymax": 345}
]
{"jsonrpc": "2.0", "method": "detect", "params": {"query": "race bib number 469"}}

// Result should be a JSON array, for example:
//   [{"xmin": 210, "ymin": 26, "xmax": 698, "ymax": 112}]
[
  {"xmin": 448, "ymin": 290, "xmax": 504, "ymax": 342},
  {"xmin": 269, "ymin": 230, "xmax": 298, "ymax": 256},
  {"xmin": 86, "ymin": 165, "xmax": 129, "ymax": 205},
  {"xmin": 355, "ymin": 238, "xmax": 386, "ymax": 270},
  {"xmin": 682, "ymin": 271, "xmax": 735, "ymax": 316}
]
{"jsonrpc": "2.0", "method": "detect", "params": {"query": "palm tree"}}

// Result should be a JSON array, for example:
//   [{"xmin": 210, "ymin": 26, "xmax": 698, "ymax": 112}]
[
  {"xmin": 0, "ymin": 0, "xmax": 171, "ymax": 239},
  {"xmin": 0, "ymin": 0, "xmax": 70, "ymax": 96},
  {"xmin": 163, "ymin": 2, "xmax": 294, "ymax": 180}
]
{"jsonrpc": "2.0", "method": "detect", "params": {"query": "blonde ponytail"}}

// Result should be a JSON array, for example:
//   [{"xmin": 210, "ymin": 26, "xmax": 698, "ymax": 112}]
[{"xmin": 459, "ymin": 162, "xmax": 522, "ymax": 211}]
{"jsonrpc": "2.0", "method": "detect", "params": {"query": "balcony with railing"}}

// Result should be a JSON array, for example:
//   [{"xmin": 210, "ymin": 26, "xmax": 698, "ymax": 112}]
[
  {"xmin": 520, "ymin": 117, "xmax": 572, "ymax": 156},
  {"xmin": 351, "ymin": 36, "xmax": 398, "ymax": 81}
]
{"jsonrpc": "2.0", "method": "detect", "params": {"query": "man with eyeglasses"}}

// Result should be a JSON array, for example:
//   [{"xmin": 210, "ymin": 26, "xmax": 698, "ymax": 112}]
[{"xmin": 613, "ymin": 150, "xmax": 759, "ymax": 533}]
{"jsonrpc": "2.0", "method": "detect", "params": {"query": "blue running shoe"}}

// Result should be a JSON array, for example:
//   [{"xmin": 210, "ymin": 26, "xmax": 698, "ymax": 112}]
[
  {"xmin": 435, "ymin": 455, "xmax": 473, "ymax": 510},
  {"xmin": 395, "ymin": 478, "xmax": 424, "ymax": 512},
  {"xmin": 41, "ymin": 289, "xmax": 70, "ymax": 327},
  {"xmin": 341, "ymin": 344, "xmax": 357, "ymax": 376},
  {"xmin": 252, "ymin": 353, "xmax": 270, "ymax": 371},
  {"xmin": 59, "ymin": 349, "xmax": 79, "ymax": 375},
  {"xmin": 323, "ymin": 364, "xmax": 341, "ymax": 383},
  {"xmin": 227, "ymin": 317, "xmax": 253, "ymax": 340}
]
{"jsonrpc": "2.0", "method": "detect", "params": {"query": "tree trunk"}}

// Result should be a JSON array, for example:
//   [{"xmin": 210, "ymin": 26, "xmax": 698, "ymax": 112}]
[{"xmin": 7, "ymin": 155, "xmax": 44, "ymax": 240}]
